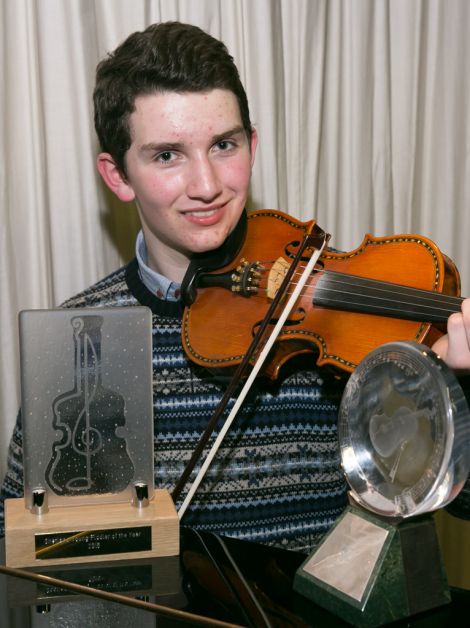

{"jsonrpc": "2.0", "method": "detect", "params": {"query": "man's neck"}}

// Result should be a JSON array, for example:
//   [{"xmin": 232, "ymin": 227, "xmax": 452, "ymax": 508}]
[{"xmin": 142, "ymin": 234, "xmax": 190, "ymax": 284}]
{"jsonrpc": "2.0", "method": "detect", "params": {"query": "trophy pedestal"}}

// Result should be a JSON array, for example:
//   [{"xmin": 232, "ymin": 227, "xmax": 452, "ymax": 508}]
[
  {"xmin": 4, "ymin": 489, "xmax": 179, "ymax": 568},
  {"xmin": 293, "ymin": 505, "xmax": 450, "ymax": 628}
]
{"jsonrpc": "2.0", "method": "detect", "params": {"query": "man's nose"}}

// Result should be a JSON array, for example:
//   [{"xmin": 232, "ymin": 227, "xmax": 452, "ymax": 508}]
[{"xmin": 186, "ymin": 157, "xmax": 223, "ymax": 201}]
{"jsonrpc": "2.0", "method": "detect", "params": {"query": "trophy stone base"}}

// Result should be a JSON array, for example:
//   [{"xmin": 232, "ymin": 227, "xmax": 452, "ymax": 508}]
[
  {"xmin": 4, "ymin": 489, "xmax": 179, "ymax": 568},
  {"xmin": 293, "ymin": 505, "xmax": 451, "ymax": 628}
]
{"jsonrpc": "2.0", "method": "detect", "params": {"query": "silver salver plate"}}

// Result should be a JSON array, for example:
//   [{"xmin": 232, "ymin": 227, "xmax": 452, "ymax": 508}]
[{"xmin": 339, "ymin": 341, "xmax": 470, "ymax": 518}]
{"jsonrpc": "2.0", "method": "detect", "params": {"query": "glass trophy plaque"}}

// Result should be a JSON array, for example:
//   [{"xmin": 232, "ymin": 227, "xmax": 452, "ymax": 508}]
[
  {"xmin": 294, "ymin": 341, "xmax": 470, "ymax": 627},
  {"xmin": 5, "ymin": 307, "xmax": 179, "ymax": 567}
]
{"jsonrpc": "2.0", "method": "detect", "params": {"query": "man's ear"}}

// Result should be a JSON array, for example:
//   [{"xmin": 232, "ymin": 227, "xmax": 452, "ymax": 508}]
[
  {"xmin": 249, "ymin": 127, "xmax": 258, "ymax": 167},
  {"xmin": 96, "ymin": 153, "xmax": 135, "ymax": 202}
]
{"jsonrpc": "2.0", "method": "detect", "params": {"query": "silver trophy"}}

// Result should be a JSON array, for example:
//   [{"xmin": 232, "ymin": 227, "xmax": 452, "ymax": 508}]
[{"xmin": 295, "ymin": 341, "xmax": 470, "ymax": 627}]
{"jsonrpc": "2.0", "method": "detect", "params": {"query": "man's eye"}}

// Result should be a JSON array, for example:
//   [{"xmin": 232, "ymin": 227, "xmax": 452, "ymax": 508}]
[
  {"xmin": 216, "ymin": 140, "xmax": 233, "ymax": 150},
  {"xmin": 156, "ymin": 151, "xmax": 175, "ymax": 163}
]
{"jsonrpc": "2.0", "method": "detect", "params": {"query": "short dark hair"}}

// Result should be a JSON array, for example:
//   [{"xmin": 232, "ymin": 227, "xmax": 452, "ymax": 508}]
[{"xmin": 93, "ymin": 21, "xmax": 253, "ymax": 175}]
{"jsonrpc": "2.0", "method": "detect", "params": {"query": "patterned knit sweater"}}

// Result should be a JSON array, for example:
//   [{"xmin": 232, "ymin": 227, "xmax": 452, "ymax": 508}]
[{"xmin": 0, "ymin": 258, "xmax": 349, "ymax": 552}]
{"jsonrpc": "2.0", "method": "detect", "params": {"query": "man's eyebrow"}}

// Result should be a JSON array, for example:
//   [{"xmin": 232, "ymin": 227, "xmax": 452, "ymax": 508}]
[
  {"xmin": 212, "ymin": 125, "xmax": 245, "ymax": 144},
  {"xmin": 139, "ymin": 141, "xmax": 184, "ymax": 154},
  {"xmin": 138, "ymin": 126, "xmax": 246, "ymax": 154}
]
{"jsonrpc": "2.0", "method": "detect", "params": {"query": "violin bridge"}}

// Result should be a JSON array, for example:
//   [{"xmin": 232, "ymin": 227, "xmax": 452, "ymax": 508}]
[{"xmin": 267, "ymin": 257, "xmax": 291, "ymax": 300}]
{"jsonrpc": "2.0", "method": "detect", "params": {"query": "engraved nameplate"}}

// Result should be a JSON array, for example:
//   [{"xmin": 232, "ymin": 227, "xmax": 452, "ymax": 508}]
[{"xmin": 34, "ymin": 526, "xmax": 152, "ymax": 560}]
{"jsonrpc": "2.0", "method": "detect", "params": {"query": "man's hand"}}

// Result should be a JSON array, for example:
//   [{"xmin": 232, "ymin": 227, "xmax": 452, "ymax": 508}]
[{"xmin": 432, "ymin": 298, "xmax": 470, "ymax": 370}]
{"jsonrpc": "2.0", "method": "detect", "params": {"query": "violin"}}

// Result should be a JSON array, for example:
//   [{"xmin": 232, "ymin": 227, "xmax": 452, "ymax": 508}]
[
  {"xmin": 181, "ymin": 209, "xmax": 463, "ymax": 376},
  {"xmin": 173, "ymin": 208, "xmax": 464, "ymax": 506}
]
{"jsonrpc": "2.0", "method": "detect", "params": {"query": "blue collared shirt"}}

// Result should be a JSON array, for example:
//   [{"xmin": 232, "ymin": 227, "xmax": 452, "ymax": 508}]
[{"xmin": 135, "ymin": 230, "xmax": 181, "ymax": 301}]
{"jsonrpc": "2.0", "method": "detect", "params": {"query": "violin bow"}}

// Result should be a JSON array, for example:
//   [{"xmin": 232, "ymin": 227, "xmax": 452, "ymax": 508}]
[{"xmin": 174, "ymin": 222, "xmax": 330, "ymax": 517}]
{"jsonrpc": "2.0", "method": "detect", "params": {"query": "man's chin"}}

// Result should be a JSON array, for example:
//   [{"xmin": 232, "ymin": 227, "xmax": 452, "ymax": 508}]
[
  {"xmin": 187, "ymin": 244, "xmax": 224, "ymax": 258},
  {"xmin": 189, "ymin": 234, "xmax": 232, "ymax": 256}
]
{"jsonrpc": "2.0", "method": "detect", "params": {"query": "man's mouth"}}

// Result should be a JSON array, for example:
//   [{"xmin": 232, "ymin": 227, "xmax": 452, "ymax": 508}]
[
  {"xmin": 181, "ymin": 204, "xmax": 228, "ymax": 225},
  {"xmin": 185, "ymin": 208, "xmax": 219, "ymax": 218}
]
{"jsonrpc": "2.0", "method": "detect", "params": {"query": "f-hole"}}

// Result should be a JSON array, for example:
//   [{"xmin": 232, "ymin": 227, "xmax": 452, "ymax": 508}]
[{"xmin": 252, "ymin": 307, "xmax": 307, "ymax": 338}]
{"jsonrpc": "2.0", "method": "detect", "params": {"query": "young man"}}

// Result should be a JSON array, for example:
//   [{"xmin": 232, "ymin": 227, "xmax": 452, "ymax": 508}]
[{"xmin": 1, "ymin": 22, "xmax": 470, "ymax": 550}]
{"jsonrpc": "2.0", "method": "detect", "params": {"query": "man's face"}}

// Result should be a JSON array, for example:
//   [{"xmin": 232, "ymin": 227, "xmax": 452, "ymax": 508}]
[{"xmin": 102, "ymin": 89, "xmax": 257, "ymax": 279}]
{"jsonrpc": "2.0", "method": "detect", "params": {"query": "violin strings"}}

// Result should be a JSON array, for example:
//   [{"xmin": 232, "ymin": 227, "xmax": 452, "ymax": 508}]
[
  {"xmin": 254, "ymin": 261, "xmax": 463, "ymax": 321},
  {"xmin": 313, "ymin": 270, "xmax": 462, "ymax": 321}
]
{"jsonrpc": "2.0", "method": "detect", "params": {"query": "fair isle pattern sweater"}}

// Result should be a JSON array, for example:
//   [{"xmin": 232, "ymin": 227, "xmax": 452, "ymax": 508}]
[{"xmin": 0, "ymin": 259, "xmax": 348, "ymax": 552}]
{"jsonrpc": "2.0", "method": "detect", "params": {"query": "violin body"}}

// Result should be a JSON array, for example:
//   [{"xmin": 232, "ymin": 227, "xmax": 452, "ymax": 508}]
[{"xmin": 182, "ymin": 210, "xmax": 461, "ymax": 376}]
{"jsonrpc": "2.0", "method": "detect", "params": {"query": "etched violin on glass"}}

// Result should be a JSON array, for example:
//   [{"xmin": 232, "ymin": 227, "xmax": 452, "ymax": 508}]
[{"xmin": 46, "ymin": 315, "xmax": 134, "ymax": 495}]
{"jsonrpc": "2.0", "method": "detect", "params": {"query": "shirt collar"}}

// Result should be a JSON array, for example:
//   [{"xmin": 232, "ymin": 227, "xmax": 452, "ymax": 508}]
[{"xmin": 135, "ymin": 231, "xmax": 181, "ymax": 302}]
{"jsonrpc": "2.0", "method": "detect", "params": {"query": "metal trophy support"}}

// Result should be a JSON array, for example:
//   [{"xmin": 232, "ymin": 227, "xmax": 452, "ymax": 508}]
[
  {"xmin": 294, "ymin": 341, "xmax": 470, "ymax": 627},
  {"xmin": 4, "ymin": 307, "xmax": 179, "ymax": 567}
]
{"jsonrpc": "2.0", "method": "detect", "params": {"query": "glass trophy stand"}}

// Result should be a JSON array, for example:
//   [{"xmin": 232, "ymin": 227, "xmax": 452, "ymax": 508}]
[
  {"xmin": 294, "ymin": 341, "xmax": 470, "ymax": 627},
  {"xmin": 4, "ymin": 307, "xmax": 179, "ymax": 568}
]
